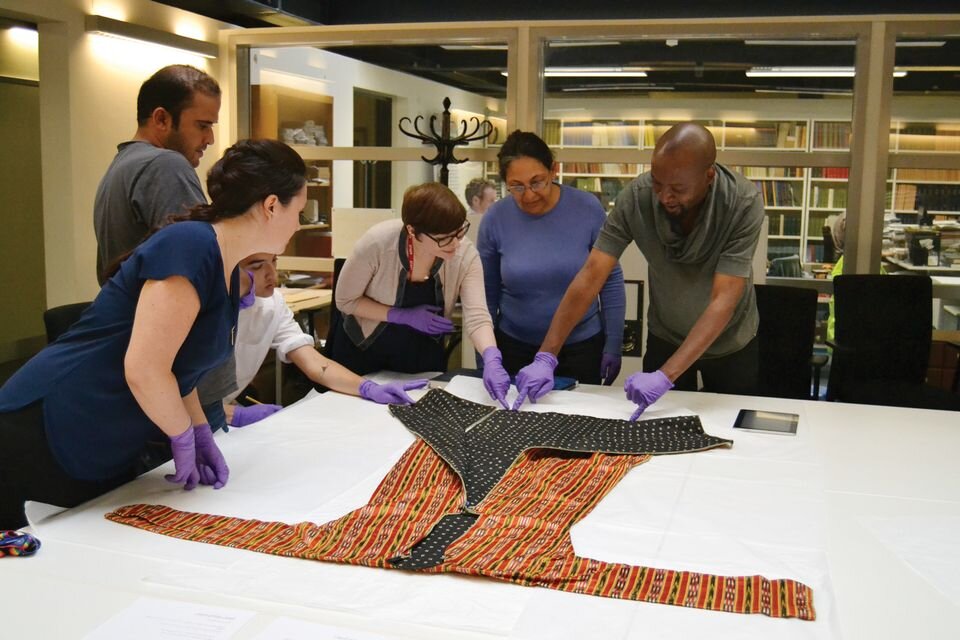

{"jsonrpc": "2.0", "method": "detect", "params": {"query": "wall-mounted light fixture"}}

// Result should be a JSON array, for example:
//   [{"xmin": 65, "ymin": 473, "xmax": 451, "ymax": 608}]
[
  {"xmin": 746, "ymin": 66, "xmax": 907, "ymax": 78},
  {"xmin": 84, "ymin": 15, "xmax": 217, "ymax": 59}
]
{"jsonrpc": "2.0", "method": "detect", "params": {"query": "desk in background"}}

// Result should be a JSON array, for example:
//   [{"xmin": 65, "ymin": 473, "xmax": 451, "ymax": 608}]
[{"xmin": 7, "ymin": 379, "xmax": 960, "ymax": 639}]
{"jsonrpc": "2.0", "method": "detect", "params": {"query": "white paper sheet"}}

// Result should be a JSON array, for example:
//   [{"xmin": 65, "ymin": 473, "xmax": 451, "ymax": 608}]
[
  {"xmin": 254, "ymin": 617, "xmax": 392, "ymax": 640},
  {"xmin": 83, "ymin": 597, "xmax": 254, "ymax": 640}
]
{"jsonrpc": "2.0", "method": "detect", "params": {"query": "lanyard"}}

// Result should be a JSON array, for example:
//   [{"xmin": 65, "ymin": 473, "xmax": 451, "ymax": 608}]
[{"xmin": 406, "ymin": 232, "xmax": 435, "ymax": 282}]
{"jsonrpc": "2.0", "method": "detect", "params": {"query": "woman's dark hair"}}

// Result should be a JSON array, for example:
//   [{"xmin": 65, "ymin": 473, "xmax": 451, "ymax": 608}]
[
  {"xmin": 186, "ymin": 138, "xmax": 307, "ymax": 224},
  {"xmin": 401, "ymin": 182, "xmax": 466, "ymax": 236},
  {"xmin": 101, "ymin": 139, "xmax": 306, "ymax": 281},
  {"xmin": 497, "ymin": 130, "xmax": 554, "ymax": 180}
]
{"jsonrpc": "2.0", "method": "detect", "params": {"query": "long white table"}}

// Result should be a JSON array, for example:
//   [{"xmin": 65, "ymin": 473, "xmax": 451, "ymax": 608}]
[{"xmin": 6, "ymin": 377, "xmax": 959, "ymax": 639}]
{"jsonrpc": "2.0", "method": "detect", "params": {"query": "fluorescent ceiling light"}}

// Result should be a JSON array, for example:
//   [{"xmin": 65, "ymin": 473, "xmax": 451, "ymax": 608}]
[
  {"xmin": 85, "ymin": 14, "xmax": 217, "ymax": 58},
  {"xmin": 745, "ymin": 39, "xmax": 945, "ymax": 47},
  {"xmin": 502, "ymin": 66, "xmax": 648, "ymax": 78},
  {"xmin": 545, "ymin": 66, "xmax": 648, "ymax": 77},
  {"xmin": 440, "ymin": 44, "xmax": 507, "ymax": 51},
  {"xmin": 746, "ymin": 66, "xmax": 907, "ymax": 78},
  {"xmin": 547, "ymin": 41, "xmax": 621, "ymax": 48}
]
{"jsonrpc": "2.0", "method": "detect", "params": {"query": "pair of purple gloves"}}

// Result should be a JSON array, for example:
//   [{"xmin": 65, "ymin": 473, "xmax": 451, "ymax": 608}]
[
  {"xmin": 512, "ymin": 351, "xmax": 674, "ymax": 419},
  {"xmin": 167, "ymin": 423, "xmax": 229, "ymax": 490},
  {"xmin": 227, "ymin": 379, "xmax": 430, "ymax": 430}
]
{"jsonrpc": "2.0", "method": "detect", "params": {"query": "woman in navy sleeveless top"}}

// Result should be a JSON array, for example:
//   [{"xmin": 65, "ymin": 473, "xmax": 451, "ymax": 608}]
[{"xmin": 0, "ymin": 139, "xmax": 307, "ymax": 528}]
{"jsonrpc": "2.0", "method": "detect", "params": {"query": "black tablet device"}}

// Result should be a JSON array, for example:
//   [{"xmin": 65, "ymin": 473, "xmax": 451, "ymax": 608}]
[{"xmin": 732, "ymin": 409, "xmax": 799, "ymax": 435}]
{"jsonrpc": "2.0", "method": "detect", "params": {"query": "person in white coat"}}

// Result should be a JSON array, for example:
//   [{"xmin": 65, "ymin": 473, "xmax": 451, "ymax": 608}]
[{"xmin": 208, "ymin": 253, "xmax": 425, "ymax": 429}]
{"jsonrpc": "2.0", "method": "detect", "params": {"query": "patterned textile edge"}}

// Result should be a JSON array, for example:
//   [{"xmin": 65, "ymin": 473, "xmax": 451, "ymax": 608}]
[{"xmin": 106, "ymin": 440, "xmax": 815, "ymax": 620}]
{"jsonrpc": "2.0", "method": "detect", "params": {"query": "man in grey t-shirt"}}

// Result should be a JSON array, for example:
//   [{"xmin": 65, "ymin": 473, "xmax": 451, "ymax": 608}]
[
  {"xmin": 513, "ymin": 123, "xmax": 764, "ymax": 416},
  {"xmin": 94, "ymin": 64, "xmax": 221, "ymax": 284}
]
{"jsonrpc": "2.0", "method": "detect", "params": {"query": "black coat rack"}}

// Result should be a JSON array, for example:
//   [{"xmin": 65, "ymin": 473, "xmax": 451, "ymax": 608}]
[{"xmin": 398, "ymin": 97, "xmax": 497, "ymax": 186}]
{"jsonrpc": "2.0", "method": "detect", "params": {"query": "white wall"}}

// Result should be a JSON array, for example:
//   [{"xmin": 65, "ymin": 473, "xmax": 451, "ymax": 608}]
[{"xmin": 0, "ymin": 0, "xmax": 231, "ymax": 308}]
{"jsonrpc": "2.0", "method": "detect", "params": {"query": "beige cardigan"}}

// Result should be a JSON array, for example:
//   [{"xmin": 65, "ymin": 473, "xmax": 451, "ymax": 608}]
[{"xmin": 335, "ymin": 219, "xmax": 493, "ymax": 348}]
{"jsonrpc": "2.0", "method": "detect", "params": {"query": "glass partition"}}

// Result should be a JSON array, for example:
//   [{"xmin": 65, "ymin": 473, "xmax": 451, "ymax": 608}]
[
  {"xmin": 249, "ymin": 43, "xmax": 508, "ymax": 265},
  {"xmin": 541, "ymin": 37, "xmax": 857, "ymax": 276},
  {"xmin": 884, "ymin": 34, "xmax": 960, "ymax": 319}
]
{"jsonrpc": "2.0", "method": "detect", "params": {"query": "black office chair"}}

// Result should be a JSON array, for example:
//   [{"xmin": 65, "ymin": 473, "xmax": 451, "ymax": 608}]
[
  {"xmin": 43, "ymin": 301, "xmax": 91, "ymax": 343},
  {"xmin": 754, "ymin": 284, "xmax": 819, "ymax": 399},
  {"xmin": 827, "ymin": 274, "xmax": 960, "ymax": 410}
]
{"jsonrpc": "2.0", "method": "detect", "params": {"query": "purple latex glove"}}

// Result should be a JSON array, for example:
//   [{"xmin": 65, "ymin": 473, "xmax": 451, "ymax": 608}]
[
  {"xmin": 359, "ymin": 379, "xmax": 429, "ymax": 405},
  {"xmin": 624, "ymin": 370, "xmax": 674, "ymax": 421},
  {"xmin": 386, "ymin": 304, "xmax": 454, "ymax": 335},
  {"xmin": 165, "ymin": 426, "xmax": 199, "ymax": 490},
  {"xmin": 192, "ymin": 422, "xmax": 229, "ymax": 489},
  {"xmin": 239, "ymin": 270, "xmax": 256, "ymax": 309},
  {"xmin": 600, "ymin": 352, "xmax": 622, "ymax": 386},
  {"xmin": 481, "ymin": 347, "xmax": 511, "ymax": 409},
  {"xmin": 512, "ymin": 351, "xmax": 558, "ymax": 411},
  {"xmin": 230, "ymin": 403, "xmax": 283, "ymax": 427}
]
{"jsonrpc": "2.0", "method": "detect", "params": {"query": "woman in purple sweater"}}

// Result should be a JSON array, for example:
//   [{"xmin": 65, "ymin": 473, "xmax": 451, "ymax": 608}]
[{"xmin": 477, "ymin": 131, "xmax": 626, "ymax": 388}]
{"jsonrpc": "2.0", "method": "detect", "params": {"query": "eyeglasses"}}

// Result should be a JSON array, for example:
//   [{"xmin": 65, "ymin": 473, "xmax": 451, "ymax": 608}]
[
  {"xmin": 423, "ymin": 221, "xmax": 470, "ymax": 247},
  {"xmin": 506, "ymin": 178, "xmax": 551, "ymax": 196}
]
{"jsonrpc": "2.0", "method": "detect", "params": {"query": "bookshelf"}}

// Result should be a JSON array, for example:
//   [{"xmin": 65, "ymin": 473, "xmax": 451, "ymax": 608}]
[{"xmin": 540, "ymin": 116, "xmax": 960, "ymax": 265}]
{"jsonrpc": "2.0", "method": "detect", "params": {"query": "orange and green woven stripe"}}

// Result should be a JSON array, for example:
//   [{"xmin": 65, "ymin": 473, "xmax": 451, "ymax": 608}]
[{"xmin": 107, "ymin": 391, "xmax": 815, "ymax": 620}]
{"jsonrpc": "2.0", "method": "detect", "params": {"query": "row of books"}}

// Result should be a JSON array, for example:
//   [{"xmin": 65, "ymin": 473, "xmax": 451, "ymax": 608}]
[
  {"xmin": 814, "ymin": 167, "xmax": 851, "ymax": 179},
  {"xmin": 767, "ymin": 212, "xmax": 803, "ymax": 236},
  {"xmin": 810, "ymin": 186, "xmax": 848, "ymax": 209},
  {"xmin": 736, "ymin": 166, "xmax": 804, "ymax": 178},
  {"xmin": 915, "ymin": 184, "xmax": 960, "ymax": 212},
  {"xmin": 561, "ymin": 162, "xmax": 639, "ymax": 175},
  {"xmin": 561, "ymin": 121, "xmax": 639, "ymax": 147},
  {"xmin": 897, "ymin": 168, "xmax": 960, "ymax": 182},
  {"xmin": 812, "ymin": 122, "xmax": 852, "ymax": 149},
  {"xmin": 755, "ymin": 180, "xmax": 802, "ymax": 207}
]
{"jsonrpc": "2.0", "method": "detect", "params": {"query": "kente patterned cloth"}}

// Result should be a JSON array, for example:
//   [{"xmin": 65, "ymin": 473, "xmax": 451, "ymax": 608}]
[{"xmin": 107, "ymin": 389, "xmax": 816, "ymax": 620}]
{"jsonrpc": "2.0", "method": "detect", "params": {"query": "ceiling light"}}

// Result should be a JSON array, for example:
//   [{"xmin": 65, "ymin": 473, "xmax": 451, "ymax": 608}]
[
  {"xmin": 745, "ymin": 39, "xmax": 945, "ymax": 47},
  {"xmin": 501, "ymin": 66, "xmax": 649, "ymax": 78},
  {"xmin": 547, "ymin": 40, "xmax": 621, "ymax": 48},
  {"xmin": 545, "ymin": 66, "xmax": 648, "ymax": 77},
  {"xmin": 440, "ymin": 44, "xmax": 507, "ymax": 51},
  {"xmin": 85, "ymin": 14, "xmax": 217, "ymax": 58},
  {"xmin": 745, "ymin": 66, "xmax": 907, "ymax": 78}
]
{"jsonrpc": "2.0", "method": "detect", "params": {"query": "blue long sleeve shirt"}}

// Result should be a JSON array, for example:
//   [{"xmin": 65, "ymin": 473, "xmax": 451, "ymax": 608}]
[{"xmin": 477, "ymin": 184, "xmax": 625, "ymax": 354}]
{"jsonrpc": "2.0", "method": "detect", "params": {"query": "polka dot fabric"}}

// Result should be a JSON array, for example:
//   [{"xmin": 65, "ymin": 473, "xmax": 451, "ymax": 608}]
[{"xmin": 389, "ymin": 389, "xmax": 732, "ymax": 511}]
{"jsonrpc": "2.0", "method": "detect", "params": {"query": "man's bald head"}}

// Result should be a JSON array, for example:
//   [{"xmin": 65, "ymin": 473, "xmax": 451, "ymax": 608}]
[
  {"xmin": 653, "ymin": 123, "xmax": 717, "ymax": 171},
  {"xmin": 649, "ymin": 122, "xmax": 718, "ymax": 225}
]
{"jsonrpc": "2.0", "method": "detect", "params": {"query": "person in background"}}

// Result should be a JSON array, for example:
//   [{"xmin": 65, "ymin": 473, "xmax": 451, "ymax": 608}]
[
  {"xmin": 0, "ymin": 139, "xmax": 306, "ymax": 529},
  {"xmin": 477, "ymin": 130, "xmax": 626, "ymax": 406},
  {"xmin": 329, "ymin": 182, "xmax": 512, "ymax": 408},
  {"xmin": 825, "ymin": 213, "xmax": 885, "ymax": 344},
  {"xmin": 513, "ymin": 123, "xmax": 764, "ymax": 417},
  {"xmin": 197, "ymin": 253, "xmax": 427, "ymax": 430},
  {"xmin": 94, "ymin": 64, "xmax": 221, "ymax": 285},
  {"xmin": 465, "ymin": 177, "xmax": 498, "ymax": 246}
]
